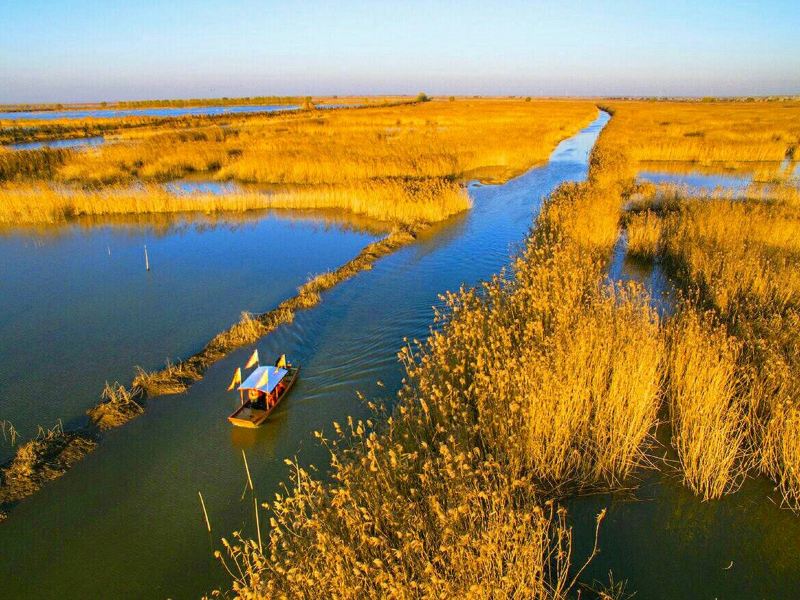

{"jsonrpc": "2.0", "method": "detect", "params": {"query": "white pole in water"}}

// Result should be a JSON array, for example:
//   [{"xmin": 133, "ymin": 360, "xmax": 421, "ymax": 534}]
[{"xmin": 144, "ymin": 245, "xmax": 150, "ymax": 271}]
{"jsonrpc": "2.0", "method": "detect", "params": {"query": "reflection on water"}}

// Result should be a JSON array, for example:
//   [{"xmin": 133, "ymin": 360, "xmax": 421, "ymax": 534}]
[
  {"xmin": 607, "ymin": 231, "xmax": 676, "ymax": 318},
  {"xmin": 0, "ymin": 208, "xmax": 392, "ymax": 240},
  {"xmin": 3, "ymin": 112, "xmax": 798, "ymax": 599},
  {"xmin": 639, "ymin": 169, "xmax": 753, "ymax": 193},
  {"xmin": 569, "ymin": 450, "xmax": 800, "ymax": 599},
  {"xmin": 0, "ymin": 111, "xmax": 609, "ymax": 599},
  {"xmin": 599, "ymin": 167, "xmax": 800, "ymax": 598},
  {"xmin": 0, "ymin": 212, "xmax": 379, "ymax": 457},
  {"xmin": 6, "ymin": 136, "xmax": 105, "ymax": 151},
  {"xmin": 0, "ymin": 105, "xmax": 299, "ymax": 121}
]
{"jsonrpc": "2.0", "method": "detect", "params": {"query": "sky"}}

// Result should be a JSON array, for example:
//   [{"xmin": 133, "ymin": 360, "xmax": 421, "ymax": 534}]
[{"xmin": 1, "ymin": 0, "xmax": 799, "ymax": 103}]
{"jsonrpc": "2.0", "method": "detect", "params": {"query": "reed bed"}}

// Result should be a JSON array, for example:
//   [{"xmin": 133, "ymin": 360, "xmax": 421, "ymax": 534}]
[
  {"xmin": 625, "ymin": 181, "xmax": 800, "ymax": 507},
  {"xmin": 0, "ymin": 100, "xmax": 595, "ymax": 225},
  {"xmin": 0, "ymin": 147, "xmax": 71, "ymax": 181},
  {"xmin": 0, "ymin": 179, "xmax": 470, "ymax": 226},
  {"xmin": 0, "ymin": 422, "xmax": 96, "ymax": 520},
  {"xmin": 666, "ymin": 309, "xmax": 749, "ymax": 499},
  {"xmin": 604, "ymin": 100, "xmax": 800, "ymax": 178},
  {"xmin": 0, "ymin": 117, "xmax": 161, "ymax": 145},
  {"xmin": 86, "ymin": 382, "xmax": 145, "ymax": 430},
  {"xmin": 49, "ymin": 100, "xmax": 596, "ymax": 185},
  {"xmin": 212, "ymin": 112, "xmax": 663, "ymax": 597}
]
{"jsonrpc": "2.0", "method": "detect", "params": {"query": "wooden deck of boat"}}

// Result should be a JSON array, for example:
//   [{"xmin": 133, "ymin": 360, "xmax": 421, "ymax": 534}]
[{"xmin": 228, "ymin": 406, "xmax": 268, "ymax": 428}]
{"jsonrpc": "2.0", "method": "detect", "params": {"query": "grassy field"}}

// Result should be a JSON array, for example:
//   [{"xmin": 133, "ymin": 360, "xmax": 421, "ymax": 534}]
[
  {"xmin": 0, "ymin": 100, "xmax": 596, "ymax": 226},
  {"xmin": 603, "ymin": 100, "xmax": 800, "ymax": 179}
]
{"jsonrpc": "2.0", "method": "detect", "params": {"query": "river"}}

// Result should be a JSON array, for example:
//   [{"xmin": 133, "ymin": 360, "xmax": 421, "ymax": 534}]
[
  {"xmin": 3, "ymin": 111, "xmax": 797, "ymax": 599},
  {"xmin": 0, "ymin": 112, "xmax": 604, "ymax": 598}
]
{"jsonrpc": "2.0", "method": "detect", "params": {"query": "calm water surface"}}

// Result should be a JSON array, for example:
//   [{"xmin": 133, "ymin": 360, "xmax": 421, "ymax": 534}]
[
  {"xmin": 638, "ymin": 169, "xmax": 753, "ymax": 193},
  {"xmin": 0, "ymin": 103, "xmax": 354, "ymax": 122},
  {"xmin": 0, "ymin": 212, "xmax": 378, "ymax": 459},
  {"xmin": 0, "ymin": 105, "xmax": 298, "ymax": 121},
  {"xmin": 2, "ymin": 112, "xmax": 798, "ymax": 598},
  {"xmin": 595, "ymin": 167, "xmax": 800, "ymax": 598},
  {"xmin": 6, "ymin": 136, "xmax": 105, "ymax": 151}
]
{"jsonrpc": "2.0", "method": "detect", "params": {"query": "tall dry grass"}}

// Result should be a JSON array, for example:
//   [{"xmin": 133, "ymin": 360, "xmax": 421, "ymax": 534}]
[
  {"xmin": 0, "ymin": 422, "xmax": 96, "ymax": 517},
  {"xmin": 213, "ymin": 108, "xmax": 666, "ymax": 597},
  {"xmin": 52, "ymin": 100, "xmax": 597, "ymax": 185},
  {"xmin": 666, "ymin": 309, "xmax": 749, "ymax": 499},
  {"xmin": 0, "ymin": 100, "xmax": 596, "ymax": 226},
  {"xmin": 0, "ymin": 148, "xmax": 71, "ymax": 181},
  {"xmin": 625, "ymin": 181, "xmax": 800, "ymax": 507},
  {"xmin": 604, "ymin": 100, "xmax": 800, "ymax": 176},
  {"xmin": 0, "ymin": 179, "xmax": 470, "ymax": 226}
]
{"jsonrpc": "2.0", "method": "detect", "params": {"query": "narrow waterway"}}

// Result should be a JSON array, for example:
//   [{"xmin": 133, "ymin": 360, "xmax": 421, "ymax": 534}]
[
  {"xmin": 0, "ymin": 105, "xmax": 299, "ymax": 121},
  {"xmin": 6, "ymin": 136, "xmax": 105, "ymax": 150},
  {"xmin": 0, "ymin": 113, "xmax": 607, "ymax": 598}
]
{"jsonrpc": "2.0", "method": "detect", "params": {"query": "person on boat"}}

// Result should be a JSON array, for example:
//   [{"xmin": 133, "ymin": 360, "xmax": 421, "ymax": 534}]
[{"xmin": 249, "ymin": 388, "xmax": 267, "ymax": 410}]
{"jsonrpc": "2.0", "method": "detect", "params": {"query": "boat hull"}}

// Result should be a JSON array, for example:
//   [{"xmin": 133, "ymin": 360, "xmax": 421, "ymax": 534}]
[{"xmin": 228, "ymin": 366, "xmax": 300, "ymax": 428}]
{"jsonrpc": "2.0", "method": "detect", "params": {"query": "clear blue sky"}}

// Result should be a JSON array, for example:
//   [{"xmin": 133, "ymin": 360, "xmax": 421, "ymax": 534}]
[{"xmin": 1, "ymin": 0, "xmax": 799, "ymax": 103}]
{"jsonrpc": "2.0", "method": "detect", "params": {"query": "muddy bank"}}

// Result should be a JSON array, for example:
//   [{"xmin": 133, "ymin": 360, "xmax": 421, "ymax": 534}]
[{"xmin": 0, "ymin": 426, "xmax": 96, "ymax": 521}]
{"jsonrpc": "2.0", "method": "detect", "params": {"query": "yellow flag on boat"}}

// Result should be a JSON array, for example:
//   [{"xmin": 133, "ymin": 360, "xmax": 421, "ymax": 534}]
[
  {"xmin": 276, "ymin": 354, "xmax": 287, "ymax": 369},
  {"xmin": 227, "ymin": 367, "xmax": 242, "ymax": 391},
  {"xmin": 256, "ymin": 368, "xmax": 271, "ymax": 390},
  {"xmin": 245, "ymin": 349, "xmax": 259, "ymax": 369}
]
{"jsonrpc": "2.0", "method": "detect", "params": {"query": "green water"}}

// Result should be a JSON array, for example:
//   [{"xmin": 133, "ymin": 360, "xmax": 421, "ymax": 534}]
[{"xmin": 1, "ymin": 113, "xmax": 799, "ymax": 598}]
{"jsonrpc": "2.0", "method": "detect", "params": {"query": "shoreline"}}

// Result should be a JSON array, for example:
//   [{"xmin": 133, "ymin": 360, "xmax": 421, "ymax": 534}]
[{"xmin": 0, "ymin": 110, "xmax": 595, "ymax": 522}]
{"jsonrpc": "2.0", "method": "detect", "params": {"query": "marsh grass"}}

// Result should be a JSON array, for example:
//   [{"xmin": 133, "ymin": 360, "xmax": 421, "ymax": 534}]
[
  {"xmin": 0, "ymin": 147, "xmax": 71, "ymax": 181},
  {"xmin": 604, "ymin": 100, "xmax": 800, "ymax": 176},
  {"xmin": 0, "ymin": 100, "xmax": 596, "ymax": 225},
  {"xmin": 0, "ymin": 179, "xmax": 471, "ymax": 226},
  {"xmin": 86, "ymin": 382, "xmax": 145, "ymax": 430},
  {"xmin": 666, "ymin": 308, "xmax": 749, "ymax": 499},
  {"xmin": 625, "ymin": 180, "xmax": 800, "ymax": 507},
  {"xmin": 211, "ymin": 109, "xmax": 664, "ymax": 597},
  {"xmin": 0, "ymin": 422, "xmax": 96, "ymax": 517}
]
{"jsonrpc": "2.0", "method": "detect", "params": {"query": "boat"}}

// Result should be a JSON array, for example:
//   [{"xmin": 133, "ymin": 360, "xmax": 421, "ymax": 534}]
[{"xmin": 228, "ymin": 356, "xmax": 300, "ymax": 428}]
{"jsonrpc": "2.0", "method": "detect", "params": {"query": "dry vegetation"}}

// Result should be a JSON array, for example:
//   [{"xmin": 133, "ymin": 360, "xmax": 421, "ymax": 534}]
[
  {"xmin": 0, "ymin": 100, "xmax": 600, "ymax": 523},
  {"xmin": 604, "ymin": 100, "xmax": 800, "ymax": 179},
  {"xmin": 0, "ymin": 422, "xmax": 96, "ymax": 520},
  {"xmin": 214, "ymin": 101, "xmax": 800, "ymax": 596},
  {"xmin": 212, "ymin": 115, "xmax": 661, "ymax": 598},
  {"xmin": 0, "ymin": 100, "xmax": 596, "ymax": 226},
  {"xmin": 626, "ymin": 182, "xmax": 800, "ymax": 506},
  {"xmin": 86, "ymin": 382, "xmax": 145, "ymax": 430},
  {"xmin": 608, "ymin": 99, "xmax": 800, "ymax": 505}
]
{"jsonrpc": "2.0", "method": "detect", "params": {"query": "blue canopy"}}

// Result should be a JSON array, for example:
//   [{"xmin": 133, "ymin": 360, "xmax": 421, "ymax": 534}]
[{"xmin": 238, "ymin": 366, "xmax": 288, "ymax": 394}]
